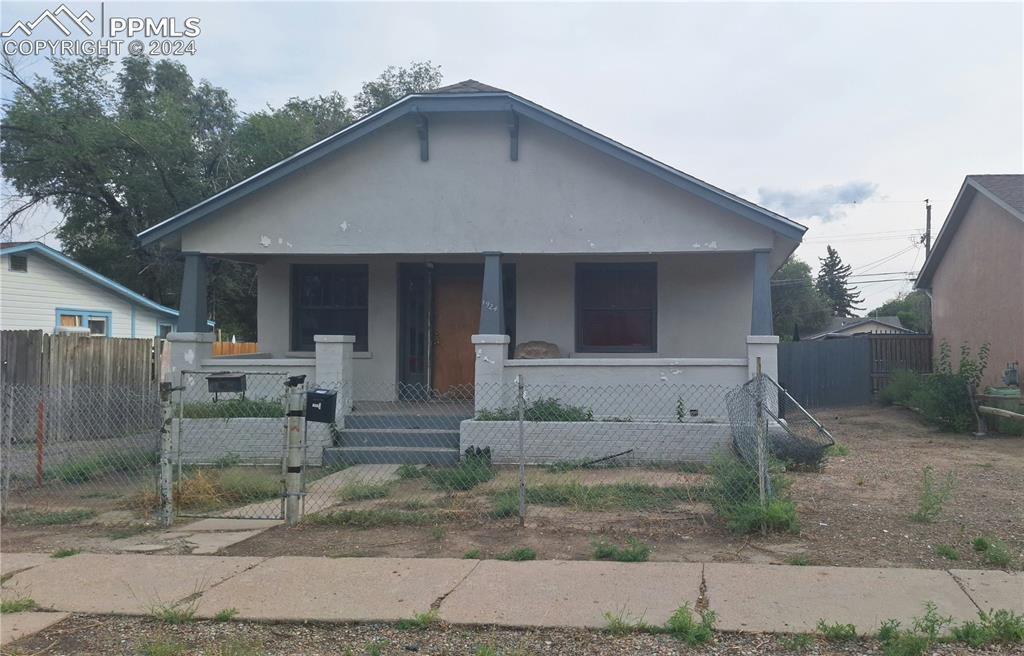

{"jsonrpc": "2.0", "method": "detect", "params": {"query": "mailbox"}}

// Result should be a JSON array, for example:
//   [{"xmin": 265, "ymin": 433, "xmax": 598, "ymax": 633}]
[
  {"xmin": 207, "ymin": 373, "xmax": 246, "ymax": 395},
  {"xmin": 305, "ymin": 388, "xmax": 337, "ymax": 423}
]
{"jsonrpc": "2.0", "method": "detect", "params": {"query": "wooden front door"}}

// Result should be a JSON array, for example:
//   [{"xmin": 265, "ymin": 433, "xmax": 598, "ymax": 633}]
[{"xmin": 432, "ymin": 271, "xmax": 482, "ymax": 395}]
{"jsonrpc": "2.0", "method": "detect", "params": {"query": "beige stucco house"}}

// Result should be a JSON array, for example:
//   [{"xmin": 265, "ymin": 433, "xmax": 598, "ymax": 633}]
[
  {"xmin": 806, "ymin": 315, "xmax": 914, "ymax": 340},
  {"xmin": 915, "ymin": 174, "xmax": 1023, "ymax": 388},
  {"xmin": 139, "ymin": 80, "xmax": 806, "ymax": 415}
]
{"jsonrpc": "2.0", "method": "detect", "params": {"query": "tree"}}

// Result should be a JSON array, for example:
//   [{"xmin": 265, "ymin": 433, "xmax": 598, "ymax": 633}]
[
  {"xmin": 870, "ymin": 290, "xmax": 931, "ymax": 333},
  {"xmin": 353, "ymin": 61, "xmax": 443, "ymax": 116},
  {"xmin": 815, "ymin": 245, "xmax": 864, "ymax": 317},
  {"xmin": 1, "ymin": 55, "xmax": 443, "ymax": 338},
  {"xmin": 772, "ymin": 257, "xmax": 831, "ymax": 339}
]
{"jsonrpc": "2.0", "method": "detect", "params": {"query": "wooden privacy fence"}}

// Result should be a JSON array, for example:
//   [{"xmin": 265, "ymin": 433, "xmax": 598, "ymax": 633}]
[
  {"xmin": 869, "ymin": 334, "xmax": 932, "ymax": 394},
  {"xmin": 1, "ymin": 331, "xmax": 163, "ymax": 445},
  {"xmin": 212, "ymin": 341, "xmax": 259, "ymax": 356},
  {"xmin": 779, "ymin": 334, "xmax": 933, "ymax": 408}
]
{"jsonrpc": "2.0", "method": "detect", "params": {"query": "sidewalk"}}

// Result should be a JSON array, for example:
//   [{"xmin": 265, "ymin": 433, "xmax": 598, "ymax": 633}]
[{"xmin": 2, "ymin": 552, "xmax": 1021, "ymax": 645}]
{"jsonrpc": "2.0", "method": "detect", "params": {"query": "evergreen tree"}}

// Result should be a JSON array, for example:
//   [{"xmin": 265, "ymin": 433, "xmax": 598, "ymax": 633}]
[
  {"xmin": 815, "ymin": 245, "xmax": 864, "ymax": 317},
  {"xmin": 771, "ymin": 257, "xmax": 831, "ymax": 339}
]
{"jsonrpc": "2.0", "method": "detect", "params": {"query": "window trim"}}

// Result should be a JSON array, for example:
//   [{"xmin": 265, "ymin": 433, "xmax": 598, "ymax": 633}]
[
  {"xmin": 55, "ymin": 308, "xmax": 113, "ymax": 337},
  {"xmin": 157, "ymin": 322, "xmax": 174, "ymax": 339},
  {"xmin": 574, "ymin": 262, "xmax": 657, "ymax": 354},
  {"xmin": 8, "ymin": 254, "xmax": 28, "ymax": 272},
  {"xmin": 290, "ymin": 263, "xmax": 369, "ymax": 352}
]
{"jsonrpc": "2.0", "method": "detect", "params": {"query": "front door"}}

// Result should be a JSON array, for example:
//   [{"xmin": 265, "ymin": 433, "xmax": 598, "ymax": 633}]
[{"xmin": 432, "ymin": 269, "xmax": 482, "ymax": 395}]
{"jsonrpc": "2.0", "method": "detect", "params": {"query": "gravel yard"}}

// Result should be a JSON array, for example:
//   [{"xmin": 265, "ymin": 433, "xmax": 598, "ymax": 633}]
[{"xmin": 6, "ymin": 614, "xmax": 1021, "ymax": 656}]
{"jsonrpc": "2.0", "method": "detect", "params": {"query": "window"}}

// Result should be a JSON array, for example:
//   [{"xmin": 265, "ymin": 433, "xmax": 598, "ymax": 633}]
[
  {"xmin": 55, "ymin": 309, "xmax": 111, "ymax": 337},
  {"xmin": 158, "ymin": 323, "xmax": 173, "ymax": 339},
  {"xmin": 575, "ymin": 263, "xmax": 656, "ymax": 352},
  {"xmin": 291, "ymin": 264, "xmax": 368, "ymax": 351},
  {"xmin": 9, "ymin": 255, "xmax": 27, "ymax": 272}
]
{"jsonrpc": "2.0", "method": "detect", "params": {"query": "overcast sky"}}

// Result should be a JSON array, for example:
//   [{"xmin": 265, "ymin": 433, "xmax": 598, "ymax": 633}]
[{"xmin": 3, "ymin": 1, "xmax": 1022, "ymax": 308}]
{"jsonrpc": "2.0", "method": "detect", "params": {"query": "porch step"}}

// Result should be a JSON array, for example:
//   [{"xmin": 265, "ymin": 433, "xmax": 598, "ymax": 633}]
[
  {"xmin": 338, "ymin": 428, "xmax": 460, "ymax": 449},
  {"xmin": 323, "ymin": 446, "xmax": 460, "ymax": 467},
  {"xmin": 344, "ymin": 414, "xmax": 468, "ymax": 430}
]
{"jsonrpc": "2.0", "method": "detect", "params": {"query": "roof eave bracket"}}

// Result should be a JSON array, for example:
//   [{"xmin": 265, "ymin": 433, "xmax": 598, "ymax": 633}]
[
  {"xmin": 507, "ymin": 108, "xmax": 519, "ymax": 161},
  {"xmin": 415, "ymin": 110, "xmax": 429, "ymax": 162}
]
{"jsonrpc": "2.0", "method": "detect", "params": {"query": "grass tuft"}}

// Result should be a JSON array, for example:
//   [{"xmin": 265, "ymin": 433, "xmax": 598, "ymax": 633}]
[
  {"xmin": 3, "ymin": 508, "xmax": 96, "ymax": 526},
  {"xmin": 490, "ymin": 481, "xmax": 692, "ymax": 517},
  {"xmin": 132, "ymin": 467, "xmax": 281, "ymax": 513},
  {"xmin": 603, "ymin": 609, "xmax": 659, "ymax": 636},
  {"xmin": 396, "ymin": 609, "xmax": 439, "ymax": 630},
  {"xmin": 51, "ymin": 548, "xmax": 80, "ymax": 559},
  {"xmin": 973, "ymin": 536, "xmax": 1012, "ymax": 567},
  {"xmin": 150, "ymin": 599, "xmax": 198, "ymax": 624},
  {"xmin": 181, "ymin": 398, "xmax": 284, "ymax": 418},
  {"xmin": 496, "ymin": 547, "xmax": 536, "ymax": 561},
  {"xmin": 336, "ymin": 482, "xmax": 393, "ymax": 501},
  {"xmin": 785, "ymin": 555, "xmax": 810, "ymax": 566},
  {"xmin": 778, "ymin": 634, "xmax": 814, "ymax": 651},
  {"xmin": 825, "ymin": 442, "xmax": 850, "ymax": 457},
  {"xmin": 592, "ymin": 537, "xmax": 651, "ymax": 562},
  {"xmin": 816, "ymin": 620, "xmax": 857, "ymax": 641},
  {"xmin": 395, "ymin": 464, "xmax": 423, "ymax": 479},
  {"xmin": 462, "ymin": 549, "xmax": 481, "ymax": 559},
  {"xmin": 423, "ymin": 457, "xmax": 494, "ymax": 491},
  {"xmin": 213, "ymin": 607, "xmax": 239, "ymax": 622},
  {"xmin": 138, "ymin": 640, "xmax": 186, "ymax": 656},
  {"xmin": 52, "ymin": 450, "xmax": 159, "ymax": 484},
  {"xmin": 665, "ymin": 603, "xmax": 717, "ymax": 645},
  {"xmin": 934, "ymin": 544, "xmax": 959, "ymax": 561},
  {"xmin": 1, "ymin": 598, "xmax": 37, "ymax": 614},
  {"xmin": 303, "ymin": 509, "xmax": 440, "ymax": 528}
]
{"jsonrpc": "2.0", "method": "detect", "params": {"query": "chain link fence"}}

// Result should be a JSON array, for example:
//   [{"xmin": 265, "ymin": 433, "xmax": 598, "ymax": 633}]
[{"xmin": 1, "ymin": 371, "xmax": 834, "ymax": 536}]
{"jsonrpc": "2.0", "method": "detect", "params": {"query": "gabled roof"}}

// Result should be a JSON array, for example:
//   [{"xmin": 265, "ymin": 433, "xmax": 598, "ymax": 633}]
[
  {"xmin": 807, "ymin": 316, "xmax": 914, "ymax": 340},
  {"xmin": 916, "ymin": 174, "xmax": 1024, "ymax": 288},
  {"xmin": 0, "ymin": 241, "xmax": 179, "ymax": 318},
  {"xmin": 138, "ymin": 80, "xmax": 807, "ymax": 245}
]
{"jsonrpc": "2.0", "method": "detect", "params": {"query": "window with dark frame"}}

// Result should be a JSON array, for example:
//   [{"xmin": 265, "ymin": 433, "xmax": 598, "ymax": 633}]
[
  {"xmin": 291, "ymin": 264, "xmax": 369, "ymax": 351},
  {"xmin": 575, "ymin": 263, "xmax": 656, "ymax": 353}
]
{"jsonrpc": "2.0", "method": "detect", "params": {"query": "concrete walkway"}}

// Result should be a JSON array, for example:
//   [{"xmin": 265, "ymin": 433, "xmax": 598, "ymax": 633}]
[{"xmin": 1, "ymin": 553, "xmax": 1021, "ymax": 646}]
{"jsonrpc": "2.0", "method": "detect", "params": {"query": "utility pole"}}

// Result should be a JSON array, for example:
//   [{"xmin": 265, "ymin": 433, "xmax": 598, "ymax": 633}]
[{"xmin": 922, "ymin": 199, "xmax": 932, "ymax": 257}]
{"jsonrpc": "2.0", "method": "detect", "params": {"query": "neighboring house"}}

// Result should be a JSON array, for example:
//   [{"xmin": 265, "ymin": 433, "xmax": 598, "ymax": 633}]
[
  {"xmin": 806, "ymin": 315, "xmax": 915, "ymax": 340},
  {"xmin": 915, "ymin": 174, "xmax": 1024, "ymax": 388},
  {"xmin": 139, "ymin": 80, "xmax": 806, "ymax": 410},
  {"xmin": 0, "ymin": 241, "xmax": 179, "ymax": 338}
]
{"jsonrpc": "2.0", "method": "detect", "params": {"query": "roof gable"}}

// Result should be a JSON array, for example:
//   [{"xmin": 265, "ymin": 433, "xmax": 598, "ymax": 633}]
[
  {"xmin": 916, "ymin": 174, "xmax": 1024, "ymax": 288},
  {"xmin": 138, "ymin": 81, "xmax": 806, "ymax": 246},
  {"xmin": 0, "ymin": 242, "xmax": 178, "ymax": 318}
]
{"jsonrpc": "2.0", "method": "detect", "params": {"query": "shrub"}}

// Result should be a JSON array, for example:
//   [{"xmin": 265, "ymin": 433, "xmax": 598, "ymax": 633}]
[
  {"xmin": 592, "ymin": 537, "xmax": 651, "ymax": 562},
  {"xmin": 880, "ymin": 370, "xmax": 921, "ymax": 406},
  {"xmin": 181, "ymin": 398, "xmax": 284, "ymax": 418},
  {"xmin": 910, "ymin": 466, "xmax": 955, "ymax": 523},
  {"xmin": 131, "ymin": 467, "xmax": 281, "ymax": 512},
  {"xmin": 906, "ymin": 341, "xmax": 990, "ymax": 432},
  {"xmin": 952, "ymin": 609, "xmax": 1024, "ymax": 647},
  {"xmin": 476, "ymin": 397, "xmax": 593, "ymax": 422}
]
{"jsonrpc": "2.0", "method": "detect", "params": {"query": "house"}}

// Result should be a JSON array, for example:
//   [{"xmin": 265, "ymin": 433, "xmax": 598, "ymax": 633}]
[
  {"xmin": 915, "ymin": 174, "xmax": 1023, "ymax": 388},
  {"xmin": 0, "ymin": 241, "xmax": 179, "ymax": 338},
  {"xmin": 139, "ymin": 80, "xmax": 806, "ymax": 420},
  {"xmin": 806, "ymin": 315, "xmax": 915, "ymax": 340}
]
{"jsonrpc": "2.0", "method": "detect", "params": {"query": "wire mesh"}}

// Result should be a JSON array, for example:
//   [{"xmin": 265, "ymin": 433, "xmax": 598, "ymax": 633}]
[{"xmin": 1, "ymin": 383, "xmax": 161, "ymax": 525}]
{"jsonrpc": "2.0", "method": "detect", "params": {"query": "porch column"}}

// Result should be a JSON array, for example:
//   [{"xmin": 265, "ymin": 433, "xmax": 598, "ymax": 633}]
[
  {"xmin": 472, "ymin": 334, "xmax": 509, "ymax": 413},
  {"xmin": 479, "ymin": 252, "xmax": 505, "ymax": 335},
  {"xmin": 751, "ymin": 250, "xmax": 773, "ymax": 336},
  {"xmin": 315, "ymin": 334, "xmax": 354, "ymax": 418},
  {"xmin": 179, "ymin": 252, "xmax": 211, "ymax": 333}
]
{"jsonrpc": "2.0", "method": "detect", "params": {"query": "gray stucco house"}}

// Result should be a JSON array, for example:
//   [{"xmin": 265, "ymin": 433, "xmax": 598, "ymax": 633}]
[{"xmin": 140, "ymin": 80, "xmax": 805, "ymax": 417}]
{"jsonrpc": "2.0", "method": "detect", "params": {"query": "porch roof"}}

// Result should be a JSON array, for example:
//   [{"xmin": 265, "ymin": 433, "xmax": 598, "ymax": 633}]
[{"xmin": 137, "ymin": 81, "xmax": 807, "ymax": 247}]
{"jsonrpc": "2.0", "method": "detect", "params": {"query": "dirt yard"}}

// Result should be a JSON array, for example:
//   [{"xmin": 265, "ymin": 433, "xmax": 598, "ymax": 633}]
[{"xmin": 3, "ymin": 405, "xmax": 1022, "ymax": 570}]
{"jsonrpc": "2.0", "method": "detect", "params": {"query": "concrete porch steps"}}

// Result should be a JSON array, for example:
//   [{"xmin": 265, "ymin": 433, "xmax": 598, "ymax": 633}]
[
  {"xmin": 343, "ymin": 414, "xmax": 466, "ymax": 430},
  {"xmin": 339, "ymin": 428, "xmax": 460, "ymax": 449},
  {"xmin": 323, "ymin": 446, "xmax": 460, "ymax": 466}
]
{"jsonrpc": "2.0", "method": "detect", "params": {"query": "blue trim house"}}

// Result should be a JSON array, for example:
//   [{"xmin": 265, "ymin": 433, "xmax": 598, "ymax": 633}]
[{"xmin": 1, "ymin": 241, "xmax": 180, "ymax": 338}]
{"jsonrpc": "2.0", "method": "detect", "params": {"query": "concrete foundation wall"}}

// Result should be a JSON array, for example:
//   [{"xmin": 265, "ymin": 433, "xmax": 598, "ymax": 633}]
[
  {"xmin": 175, "ymin": 418, "xmax": 332, "ymax": 466},
  {"xmin": 460, "ymin": 420, "xmax": 732, "ymax": 465}
]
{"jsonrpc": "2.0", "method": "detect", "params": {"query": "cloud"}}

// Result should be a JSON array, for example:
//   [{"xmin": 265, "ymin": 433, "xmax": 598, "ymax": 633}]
[{"xmin": 757, "ymin": 181, "xmax": 878, "ymax": 222}]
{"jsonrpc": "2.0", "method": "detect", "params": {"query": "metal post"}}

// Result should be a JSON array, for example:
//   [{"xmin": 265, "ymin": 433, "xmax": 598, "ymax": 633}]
[
  {"xmin": 35, "ymin": 399, "xmax": 44, "ymax": 487},
  {"xmin": 159, "ymin": 382, "xmax": 176, "ymax": 527},
  {"xmin": 284, "ymin": 375, "xmax": 307, "ymax": 526},
  {"xmin": 516, "ymin": 375, "xmax": 526, "ymax": 527},
  {"xmin": 2, "ymin": 386, "xmax": 13, "ymax": 508},
  {"xmin": 754, "ymin": 357, "xmax": 768, "ymax": 536}
]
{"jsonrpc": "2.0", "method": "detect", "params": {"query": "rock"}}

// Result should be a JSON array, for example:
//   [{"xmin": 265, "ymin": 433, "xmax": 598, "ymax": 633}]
[{"xmin": 513, "ymin": 341, "xmax": 560, "ymax": 359}]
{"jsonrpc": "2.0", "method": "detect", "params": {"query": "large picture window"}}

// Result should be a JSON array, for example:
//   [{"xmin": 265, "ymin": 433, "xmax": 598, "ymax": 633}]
[
  {"xmin": 575, "ymin": 263, "xmax": 656, "ymax": 352},
  {"xmin": 291, "ymin": 264, "xmax": 369, "ymax": 351}
]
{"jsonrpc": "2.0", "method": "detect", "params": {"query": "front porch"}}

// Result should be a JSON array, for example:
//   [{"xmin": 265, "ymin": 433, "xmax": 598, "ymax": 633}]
[{"xmin": 166, "ymin": 249, "xmax": 779, "ymax": 410}]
